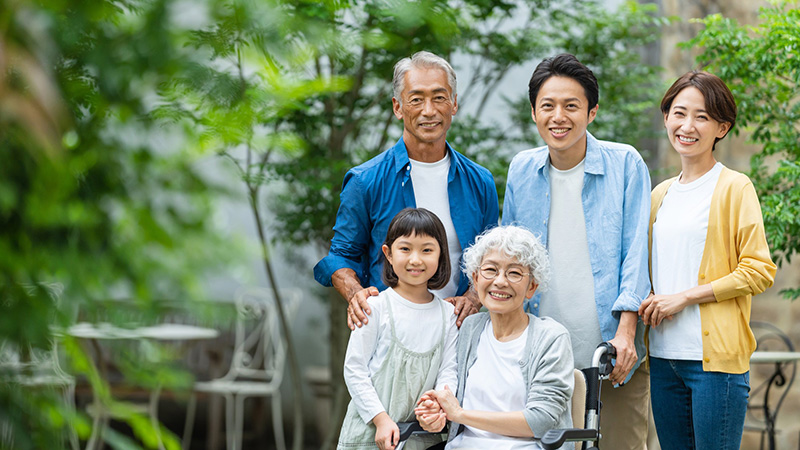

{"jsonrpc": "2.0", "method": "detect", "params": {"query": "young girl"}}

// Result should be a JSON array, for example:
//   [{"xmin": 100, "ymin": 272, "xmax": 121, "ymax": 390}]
[{"xmin": 338, "ymin": 208, "xmax": 459, "ymax": 450}]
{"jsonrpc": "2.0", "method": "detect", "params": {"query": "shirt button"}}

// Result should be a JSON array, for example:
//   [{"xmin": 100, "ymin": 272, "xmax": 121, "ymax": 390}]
[
  {"xmin": 534, "ymin": 303, "xmax": 539, "ymax": 308},
  {"xmin": 704, "ymin": 358, "xmax": 710, "ymax": 363},
  {"xmin": 704, "ymin": 331, "xmax": 709, "ymax": 336},
  {"xmin": 543, "ymin": 220, "xmax": 547, "ymax": 225},
  {"xmin": 406, "ymin": 166, "xmax": 410, "ymax": 171},
  {"xmin": 700, "ymin": 273, "xmax": 705, "ymax": 279}
]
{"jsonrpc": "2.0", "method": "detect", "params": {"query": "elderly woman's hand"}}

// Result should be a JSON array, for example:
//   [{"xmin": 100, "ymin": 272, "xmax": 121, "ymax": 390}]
[
  {"xmin": 431, "ymin": 386, "xmax": 463, "ymax": 422},
  {"xmin": 415, "ymin": 391, "xmax": 446, "ymax": 432}
]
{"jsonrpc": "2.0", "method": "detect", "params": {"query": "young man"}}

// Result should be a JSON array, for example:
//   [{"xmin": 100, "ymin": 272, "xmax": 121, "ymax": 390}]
[
  {"xmin": 502, "ymin": 53, "xmax": 652, "ymax": 449},
  {"xmin": 315, "ymin": 51, "xmax": 499, "ymax": 329}
]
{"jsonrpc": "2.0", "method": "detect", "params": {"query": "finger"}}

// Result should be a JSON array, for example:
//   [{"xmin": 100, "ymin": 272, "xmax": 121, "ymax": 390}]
[
  {"xmin": 358, "ymin": 292, "xmax": 373, "ymax": 316},
  {"xmin": 392, "ymin": 427, "xmax": 399, "ymax": 446},
  {"xmin": 347, "ymin": 308, "xmax": 356, "ymax": 330}
]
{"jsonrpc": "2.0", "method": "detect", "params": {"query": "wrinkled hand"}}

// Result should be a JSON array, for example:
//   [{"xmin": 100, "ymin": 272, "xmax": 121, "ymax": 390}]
[
  {"xmin": 347, "ymin": 286, "xmax": 379, "ymax": 330},
  {"xmin": 415, "ymin": 391, "xmax": 446, "ymax": 432},
  {"xmin": 431, "ymin": 385, "xmax": 462, "ymax": 421},
  {"xmin": 638, "ymin": 292, "xmax": 681, "ymax": 327},
  {"xmin": 445, "ymin": 295, "xmax": 480, "ymax": 328},
  {"xmin": 607, "ymin": 332, "xmax": 637, "ymax": 385},
  {"xmin": 373, "ymin": 412, "xmax": 399, "ymax": 450}
]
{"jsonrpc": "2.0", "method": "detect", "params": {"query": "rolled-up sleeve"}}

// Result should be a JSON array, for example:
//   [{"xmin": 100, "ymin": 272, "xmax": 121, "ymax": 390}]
[
  {"xmin": 523, "ymin": 332, "xmax": 574, "ymax": 437},
  {"xmin": 612, "ymin": 156, "xmax": 652, "ymax": 315},
  {"xmin": 314, "ymin": 171, "xmax": 371, "ymax": 287}
]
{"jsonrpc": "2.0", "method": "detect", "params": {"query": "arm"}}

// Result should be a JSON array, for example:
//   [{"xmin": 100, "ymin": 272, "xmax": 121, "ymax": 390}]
[
  {"xmin": 607, "ymin": 311, "xmax": 639, "ymax": 384},
  {"xmin": 342, "ymin": 299, "xmax": 386, "ymax": 425},
  {"xmin": 434, "ymin": 307, "xmax": 459, "ymax": 391},
  {"xmin": 522, "ymin": 330, "xmax": 574, "ymax": 437},
  {"xmin": 372, "ymin": 412, "xmax": 400, "ymax": 450},
  {"xmin": 434, "ymin": 386, "xmax": 535, "ymax": 437},
  {"xmin": 707, "ymin": 180, "xmax": 776, "ymax": 301},
  {"xmin": 639, "ymin": 284, "xmax": 716, "ymax": 327},
  {"xmin": 313, "ymin": 172, "xmax": 378, "ymax": 329}
]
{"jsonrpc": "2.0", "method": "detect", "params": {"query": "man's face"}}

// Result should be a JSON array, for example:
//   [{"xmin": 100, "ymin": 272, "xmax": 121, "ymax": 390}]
[
  {"xmin": 532, "ymin": 75, "xmax": 597, "ymax": 160},
  {"xmin": 392, "ymin": 67, "xmax": 458, "ymax": 149}
]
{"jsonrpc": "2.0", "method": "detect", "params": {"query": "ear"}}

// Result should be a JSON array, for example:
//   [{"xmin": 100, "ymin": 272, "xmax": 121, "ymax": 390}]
[
  {"xmin": 531, "ymin": 104, "xmax": 537, "ymax": 124},
  {"xmin": 525, "ymin": 279, "xmax": 538, "ymax": 300},
  {"xmin": 663, "ymin": 112, "xmax": 669, "ymax": 128},
  {"xmin": 587, "ymin": 104, "xmax": 598, "ymax": 125},
  {"xmin": 392, "ymin": 97, "xmax": 403, "ymax": 120},
  {"xmin": 382, "ymin": 244, "xmax": 392, "ymax": 264},
  {"xmin": 451, "ymin": 94, "xmax": 458, "ymax": 115},
  {"xmin": 716, "ymin": 121, "xmax": 732, "ymax": 139}
]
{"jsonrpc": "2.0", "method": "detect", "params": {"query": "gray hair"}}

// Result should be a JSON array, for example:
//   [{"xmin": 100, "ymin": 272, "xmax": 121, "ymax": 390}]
[
  {"xmin": 392, "ymin": 51, "xmax": 457, "ymax": 105},
  {"xmin": 462, "ymin": 225, "xmax": 551, "ymax": 292}
]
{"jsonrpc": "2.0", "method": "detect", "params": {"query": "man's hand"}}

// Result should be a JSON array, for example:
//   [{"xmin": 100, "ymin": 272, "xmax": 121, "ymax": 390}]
[
  {"xmin": 607, "ymin": 311, "xmax": 638, "ymax": 385},
  {"xmin": 331, "ymin": 268, "xmax": 379, "ymax": 330},
  {"xmin": 372, "ymin": 412, "xmax": 400, "ymax": 450},
  {"xmin": 444, "ymin": 289, "xmax": 481, "ymax": 328}
]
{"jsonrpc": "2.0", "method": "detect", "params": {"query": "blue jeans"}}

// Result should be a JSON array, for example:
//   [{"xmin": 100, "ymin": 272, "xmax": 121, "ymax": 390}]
[{"xmin": 650, "ymin": 357, "xmax": 750, "ymax": 450}]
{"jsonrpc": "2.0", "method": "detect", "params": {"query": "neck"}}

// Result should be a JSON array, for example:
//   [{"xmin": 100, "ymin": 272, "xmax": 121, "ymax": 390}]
[
  {"xmin": 404, "ymin": 134, "xmax": 448, "ymax": 162},
  {"xmin": 489, "ymin": 310, "xmax": 529, "ymax": 342},
  {"xmin": 679, "ymin": 152, "xmax": 717, "ymax": 183},
  {"xmin": 393, "ymin": 283, "xmax": 434, "ymax": 304},
  {"xmin": 549, "ymin": 135, "xmax": 587, "ymax": 170}
]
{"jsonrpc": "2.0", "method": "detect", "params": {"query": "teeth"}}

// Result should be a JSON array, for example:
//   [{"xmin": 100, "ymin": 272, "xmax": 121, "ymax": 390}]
[
  {"xmin": 551, "ymin": 128, "xmax": 568, "ymax": 133},
  {"xmin": 678, "ymin": 136, "xmax": 698, "ymax": 143},
  {"xmin": 491, "ymin": 292, "xmax": 511, "ymax": 299}
]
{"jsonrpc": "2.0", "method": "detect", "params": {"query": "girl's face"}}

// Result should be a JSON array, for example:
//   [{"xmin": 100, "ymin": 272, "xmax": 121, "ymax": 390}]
[
  {"xmin": 382, "ymin": 232, "xmax": 441, "ymax": 298},
  {"xmin": 663, "ymin": 86, "xmax": 731, "ymax": 159},
  {"xmin": 472, "ymin": 250, "xmax": 537, "ymax": 316}
]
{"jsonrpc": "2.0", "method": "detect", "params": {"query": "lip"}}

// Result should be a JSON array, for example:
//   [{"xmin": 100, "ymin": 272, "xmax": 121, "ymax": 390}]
[
  {"xmin": 406, "ymin": 268, "xmax": 425, "ymax": 275},
  {"xmin": 418, "ymin": 121, "xmax": 441, "ymax": 129},
  {"xmin": 549, "ymin": 127, "xmax": 570, "ymax": 139},
  {"xmin": 487, "ymin": 290, "xmax": 513, "ymax": 301},
  {"xmin": 675, "ymin": 134, "xmax": 699, "ymax": 145}
]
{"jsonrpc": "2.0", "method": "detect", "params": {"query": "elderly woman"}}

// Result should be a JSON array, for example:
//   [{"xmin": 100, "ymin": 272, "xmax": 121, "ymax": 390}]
[{"xmin": 415, "ymin": 225, "xmax": 574, "ymax": 449}]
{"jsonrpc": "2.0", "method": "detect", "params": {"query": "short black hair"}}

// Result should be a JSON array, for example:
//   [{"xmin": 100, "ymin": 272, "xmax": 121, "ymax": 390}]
[
  {"xmin": 528, "ymin": 53, "xmax": 599, "ymax": 113},
  {"xmin": 382, "ymin": 208, "xmax": 451, "ymax": 291}
]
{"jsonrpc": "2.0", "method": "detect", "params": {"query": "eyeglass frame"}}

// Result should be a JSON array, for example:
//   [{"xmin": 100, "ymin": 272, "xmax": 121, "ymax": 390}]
[{"xmin": 477, "ymin": 264, "xmax": 531, "ymax": 284}]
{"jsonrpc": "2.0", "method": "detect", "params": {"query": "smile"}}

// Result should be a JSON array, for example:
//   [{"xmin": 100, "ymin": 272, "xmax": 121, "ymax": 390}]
[
  {"xmin": 677, "ymin": 135, "xmax": 698, "ymax": 143},
  {"xmin": 489, "ymin": 292, "xmax": 512, "ymax": 299},
  {"xmin": 419, "ymin": 122, "xmax": 440, "ymax": 128},
  {"xmin": 550, "ymin": 128, "xmax": 570, "ymax": 137}
]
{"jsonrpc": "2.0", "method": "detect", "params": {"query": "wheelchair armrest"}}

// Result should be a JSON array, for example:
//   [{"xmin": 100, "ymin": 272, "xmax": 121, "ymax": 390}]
[
  {"xmin": 539, "ymin": 428, "xmax": 599, "ymax": 450},
  {"xmin": 397, "ymin": 421, "xmax": 425, "ymax": 441}
]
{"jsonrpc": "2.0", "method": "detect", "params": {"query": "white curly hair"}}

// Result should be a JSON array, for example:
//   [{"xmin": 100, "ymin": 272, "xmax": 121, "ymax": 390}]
[{"xmin": 462, "ymin": 225, "xmax": 551, "ymax": 291}]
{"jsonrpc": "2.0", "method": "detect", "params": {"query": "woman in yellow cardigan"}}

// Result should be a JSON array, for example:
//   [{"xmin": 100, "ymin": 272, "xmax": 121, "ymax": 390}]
[{"xmin": 639, "ymin": 71, "xmax": 776, "ymax": 450}]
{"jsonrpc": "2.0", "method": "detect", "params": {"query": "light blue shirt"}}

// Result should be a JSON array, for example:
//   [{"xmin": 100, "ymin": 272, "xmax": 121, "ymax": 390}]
[{"xmin": 502, "ymin": 132, "xmax": 651, "ymax": 377}]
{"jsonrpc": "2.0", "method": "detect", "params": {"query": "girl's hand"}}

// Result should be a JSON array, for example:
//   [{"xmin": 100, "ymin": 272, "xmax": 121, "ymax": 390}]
[
  {"xmin": 415, "ymin": 391, "xmax": 446, "ymax": 432},
  {"xmin": 639, "ymin": 292, "xmax": 681, "ymax": 327},
  {"xmin": 372, "ymin": 412, "xmax": 399, "ymax": 450}
]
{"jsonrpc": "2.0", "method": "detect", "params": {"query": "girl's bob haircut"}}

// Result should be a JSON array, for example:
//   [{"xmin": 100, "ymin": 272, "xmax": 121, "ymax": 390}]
[
  {"xmin": 382, "ymin": 208, "xmax": 451, "ymax": 291},
  {"xmin": 462, "ymin": 225, "xmax": 550, "ymax": 292}
]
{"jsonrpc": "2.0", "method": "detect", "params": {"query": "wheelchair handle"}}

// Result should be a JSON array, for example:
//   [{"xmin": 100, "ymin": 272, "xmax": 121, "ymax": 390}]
[{"xmin": 592, "ymin": 342, "xmax": 617, "ymax": 377}]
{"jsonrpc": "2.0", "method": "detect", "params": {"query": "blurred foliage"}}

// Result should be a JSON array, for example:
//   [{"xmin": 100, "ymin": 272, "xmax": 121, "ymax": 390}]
[
  {"xmin": 686, "ymin": 0, "xmax": 800, "ymax": 300},
  {"xmin": 1, "ymin": 0, "xmax": 232, "ymax": 447}
]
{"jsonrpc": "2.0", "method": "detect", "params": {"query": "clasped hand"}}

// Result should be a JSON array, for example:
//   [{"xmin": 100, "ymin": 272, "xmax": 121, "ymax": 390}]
[{"xmin": 414, "ymin": 386, "xmax": 459, "ymax": 433}]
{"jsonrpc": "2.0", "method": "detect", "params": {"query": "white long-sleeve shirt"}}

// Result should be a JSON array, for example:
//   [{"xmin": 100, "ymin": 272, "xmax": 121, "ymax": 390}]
[{"xmin": 343, "ymin": 288, "xmax": 459, "ymax": 423}]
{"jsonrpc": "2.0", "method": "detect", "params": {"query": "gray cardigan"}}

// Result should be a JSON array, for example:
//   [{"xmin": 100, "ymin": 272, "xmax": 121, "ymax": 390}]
[{"xmin": 447, "ymin": 312, "xmax": 574, "ymax": 443}]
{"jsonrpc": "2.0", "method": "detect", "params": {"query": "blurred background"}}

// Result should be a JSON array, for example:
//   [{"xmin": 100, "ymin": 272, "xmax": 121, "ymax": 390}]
[{"xmin": 1, "ymin": 0, "xmax": 798, "ymax": 449}]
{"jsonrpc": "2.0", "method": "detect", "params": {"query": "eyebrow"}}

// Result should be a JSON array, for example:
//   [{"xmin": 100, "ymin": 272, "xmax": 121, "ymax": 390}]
[
  {"xmin": 539, "ymin": 97, "xmax": 581, "ymax": 103},
  {"xmin": 407, "ymin": 87, "xmax": 450, "ymax": 96},
  {"xmin": 672, "ymin": 105, "xmax": 708, "ymax": 113}
]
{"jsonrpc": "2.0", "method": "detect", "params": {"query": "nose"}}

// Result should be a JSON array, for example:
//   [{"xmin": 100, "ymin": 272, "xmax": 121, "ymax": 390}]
[
  {"xmin": 422, "ymin": 98, "xmax": 436, "ymax": 116},
  {"xmin": 492, "ymin": 270, "xmax": 510, "ymax": 286},
  {"xmin": 410, "ymin": 251, "xmax": 422, "ymax": 264},
  {"xmin": 553, "ymin": 105, "xmax": 566, "ymax": 122},
  {"xmin": 679, "ymin": 117, "xmax": 695, "ymax": 132}
]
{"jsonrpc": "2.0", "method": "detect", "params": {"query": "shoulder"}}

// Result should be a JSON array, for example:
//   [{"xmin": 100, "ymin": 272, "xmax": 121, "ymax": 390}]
[
  {"xmin": 435, "ymin": 296, "xmax": 457, "ymax": 316},
  {"xmin": 366, "ymin": 289, "xmax": 392, "ymax": 312},
  {"xmin": 717, "ymin": 166, "xmax": 754, "ymax": 190},
  {"xmin": 653, "ymin": 176, "xmax": 679, "ymax": 197},
  {"xmin": 528, "ymin": 314, "xmax": 570, "ymax": 341},
  {"xmin": 508, "ymin": 146, "xmax": 548, "ymax": 177},
  {"xmin": 460, "ymin": 312, "xmax": 490, "ymax": 336},
  {"xmin": 594, "ymin": 138, "xmax": 642, "ymax": 160},
  {"xmin": 347, "ymin": 148, "xmax": 395, "ymax": 179},
  {"xmin": 451, "ymin": 148, "xmax": 495, "ymax": 184}
]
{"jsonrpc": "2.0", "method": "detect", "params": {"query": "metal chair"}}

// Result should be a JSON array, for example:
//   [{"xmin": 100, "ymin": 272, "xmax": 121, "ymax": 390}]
[
  {"xmin": 744, "ymin": 321, "xmax": 797, "ymax": 450},
  {"xmin": 182, "ymin": 287, "xmax": 299, "ymax": 450}
]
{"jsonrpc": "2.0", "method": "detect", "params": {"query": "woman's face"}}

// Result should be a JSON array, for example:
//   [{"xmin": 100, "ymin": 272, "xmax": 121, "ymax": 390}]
[
  {"xmin": 663, "ymin": 86, "xmax": 731, "ymax": 158},
  {"xmin": 472, "ymin": 250, "xmax": 538, "ymax": 316}
]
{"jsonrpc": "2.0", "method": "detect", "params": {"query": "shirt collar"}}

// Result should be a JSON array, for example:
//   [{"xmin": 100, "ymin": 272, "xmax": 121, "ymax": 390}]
[
  {"xmin": 532, "ymin": 131, "xmax": 605, "ymax": 176},
  {"xmin": 393, "ymin": 137, "xmax": 459, "ymax": 181}
]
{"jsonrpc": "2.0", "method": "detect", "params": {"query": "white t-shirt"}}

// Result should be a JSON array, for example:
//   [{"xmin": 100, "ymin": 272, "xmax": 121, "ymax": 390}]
[
  {"xmin": 447, "ymin": 320, "xmax": 536, "ymax": 450},
  {"xmin": 410, "ymin": 154, "xmax": 462, "ymax": 299},
  {"xmin": 650, "ymin": 162, "xmax": 723, "ymax": 360},
  {"xmin": 539, "ymin": 160, "xmax": 602, "ymax": 369},
  {"xmin": 343, "ymin": 288, "xmax": 458, "ymax": 423}
]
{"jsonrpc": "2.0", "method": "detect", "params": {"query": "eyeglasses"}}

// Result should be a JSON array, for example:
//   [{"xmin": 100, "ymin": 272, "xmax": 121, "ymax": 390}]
[{"xmin": 478, "ymin": 265, "xmax": 529, "ymax": 283}]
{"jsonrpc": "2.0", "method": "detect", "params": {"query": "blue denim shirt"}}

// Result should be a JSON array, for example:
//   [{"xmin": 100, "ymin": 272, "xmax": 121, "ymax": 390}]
[
  {"xmin": 314, "ymin": 137, "xmax": 499, "ymax": 296},
  {"xmin": 502, "ymin": 133, "xmax": 651, "ymax": 377}
]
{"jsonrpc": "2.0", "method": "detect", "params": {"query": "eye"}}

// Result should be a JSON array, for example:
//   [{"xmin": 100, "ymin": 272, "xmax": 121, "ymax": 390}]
[
  {"xmin": 434, "ymin": 95, "xmax": 446, "ymax": 102},
  {"xmin": 423, "ymin": 248, "xmax": 434, "ymax": 253},
  {"xmin": 697, "ymin": 115, "xmax": 708, "ymax": 121},
  {"xmin": 507, "ymin": 269, "xmax": 524, "ymax": 279},
  {"xmin": 398, "ymin": 246, "xmax": 410, "ymax": 251},
  {"xmin": 673, "ymin": 111, "xmax": 685, "ymax": 117},
  {"xmin": 480, "ymin": 266, "xmax": 498, "ymax": 277},
  {"xmin": 409, "ymin": 98, "xmax": 423, "ymax": 105},
  {"xmin": 566, "ymin": 103, "xmax": 578, "ymax": 109}
]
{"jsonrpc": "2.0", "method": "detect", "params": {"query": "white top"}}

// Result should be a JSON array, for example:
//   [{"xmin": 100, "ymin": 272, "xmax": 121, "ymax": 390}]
[
  {"xmin": 343, "ymin": 288, "xmax": 458, "ymax": 423},
  {"xmin": 539, "ymin": 159, "xmax": 602, "ymax": 369},
  {"xmin": 410, "ymin": 154, "xmax": 462, "ymax": 299},
  {"xmin": 447, "ymin": 320, "xmax": 535, "ymax": 449},
  {"xmin": 650, "ymin": 162, "xmax": 723, "ymax": 360}
]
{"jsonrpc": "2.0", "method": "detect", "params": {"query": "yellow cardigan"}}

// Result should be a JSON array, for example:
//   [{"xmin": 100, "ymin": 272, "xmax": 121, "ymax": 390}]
[{"xmin": 649, "ymin": 166, "xmax": 777, "ymax": 374}]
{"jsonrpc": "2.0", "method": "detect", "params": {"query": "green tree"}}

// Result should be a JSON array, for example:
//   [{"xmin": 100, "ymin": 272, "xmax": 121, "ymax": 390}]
[{"xmin": 686, "ymin": 0, "xmax": 800, "ymax": 299}]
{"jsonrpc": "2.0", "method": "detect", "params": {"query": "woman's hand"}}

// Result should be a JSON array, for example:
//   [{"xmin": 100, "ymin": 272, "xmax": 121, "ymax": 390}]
[
  {"xmin": 432, "ymin": 386, "xmax": 463, "ymax": 422},
  {"xmin": 372, "ymin": 412, "xmax": 399, "ymax": 450},
  {"xmin": 638, "ymin": 292, "xmax": 682, "ymax": 327},
  {"xmin": 415, "ymin": 391, "xmax": 446, "ymax": 432}
]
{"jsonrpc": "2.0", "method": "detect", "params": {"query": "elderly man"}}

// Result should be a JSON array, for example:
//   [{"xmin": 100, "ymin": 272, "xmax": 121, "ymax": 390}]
[
  {"xmin": 315, "ymin": 51, "xmax": 499, "ymax": 329},
  {"xmin": 503, "ymin": 53, "xmax": 652, "ymax": 450}
]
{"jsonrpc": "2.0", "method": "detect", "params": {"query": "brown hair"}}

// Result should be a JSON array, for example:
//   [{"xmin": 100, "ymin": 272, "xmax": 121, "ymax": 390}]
[
  {"xmin": 660, "ymin": 71, "xmax": 737, "ymax": 151},
  {"xmin": 382, "ymin": 208, "xmax": 451, "ymax": 290}
]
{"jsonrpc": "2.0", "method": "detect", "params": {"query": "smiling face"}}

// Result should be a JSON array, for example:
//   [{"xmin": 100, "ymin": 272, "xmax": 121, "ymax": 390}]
[
  {"xmin": 472, "ymin": 250, "xmax": 538, "ymax": 316},
  {"xmin": 392, "ymin": 67, "xmax": 457, "ymax": 158},
  {"xmin": 663, "ymin": 86, "xmax": 731, "ymax": 161},
  {"xmin": 382, "ymin": 232, "xmax": 441, "ymax": 302},
  {"xmin": 532, "ymin": 76, "xmax": 598, "ymax": 170}
]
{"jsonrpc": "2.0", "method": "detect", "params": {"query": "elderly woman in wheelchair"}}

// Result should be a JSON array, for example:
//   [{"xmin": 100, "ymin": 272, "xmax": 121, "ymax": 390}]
[{"xmin": 413, "ymin": 225, "xmax": 574, "ymax": 449}]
